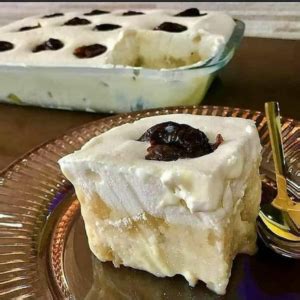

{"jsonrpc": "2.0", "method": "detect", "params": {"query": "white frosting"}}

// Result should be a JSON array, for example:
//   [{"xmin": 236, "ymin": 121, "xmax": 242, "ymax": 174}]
[
  {"xmin": 59, "ymin": 114, "xmax": 262, "ymax": 228},
  {"xmin": 0, "ymin": 9, "xmax": 235, "ymax": 69}
]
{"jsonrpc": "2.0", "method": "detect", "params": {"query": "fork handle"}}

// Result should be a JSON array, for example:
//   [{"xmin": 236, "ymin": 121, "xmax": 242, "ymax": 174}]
[
  {"xmin": 265, "ymin": 102, "xmax": 289, "ymax": 199},
  {"xmin": 265, "ymin": 102, "xmax": 286, "ymax": 176}
]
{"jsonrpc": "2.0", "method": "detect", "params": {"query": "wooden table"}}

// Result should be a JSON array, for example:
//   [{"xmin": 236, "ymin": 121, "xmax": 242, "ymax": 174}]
[{"xmin": 0, "ymin": 37, "xmax": 299, "ymax": 171}]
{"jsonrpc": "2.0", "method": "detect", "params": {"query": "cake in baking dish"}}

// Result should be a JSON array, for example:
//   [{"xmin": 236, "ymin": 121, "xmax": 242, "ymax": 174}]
[
  {"xmin": 59, "ymin": 114, "xmax": 262, "ymax": 294},
  {"xmin": 0, "ymin": 8, "xmax": 235, "ymax": 69},
  {"xmin": 0, "ymin": 8, "xmax": 238, "ymax": 113}
]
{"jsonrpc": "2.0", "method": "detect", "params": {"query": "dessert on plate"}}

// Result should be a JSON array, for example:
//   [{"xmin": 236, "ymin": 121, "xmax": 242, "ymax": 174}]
[
  {"xmin": 59, "ymin": 114, "xmax": 262, "ymax": 295},
  {"xmin": 0, "ymin": 8, "xmax": 242, "ymax": 112}
]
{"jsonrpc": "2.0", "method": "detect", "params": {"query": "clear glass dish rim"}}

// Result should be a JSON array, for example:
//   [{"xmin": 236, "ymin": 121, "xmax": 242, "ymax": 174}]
[{"xmin": 0, "ymin": 20, "xmax": 245, "ymax": 77}]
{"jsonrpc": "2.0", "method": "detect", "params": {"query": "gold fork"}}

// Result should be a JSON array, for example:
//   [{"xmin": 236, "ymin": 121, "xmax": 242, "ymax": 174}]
[
  {"xmin": 264, "ymin": 101, "xmax": 300, "ymax": 213},
  {"xmin": 257, "ymin": 102, "xmax": 300, "ymax": 252}
]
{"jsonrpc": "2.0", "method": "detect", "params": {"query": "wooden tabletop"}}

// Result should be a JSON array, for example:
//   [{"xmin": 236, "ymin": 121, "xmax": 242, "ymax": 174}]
[{"xmin": 0, "ymin": 37, "xmax": 299, "ymax": 172}]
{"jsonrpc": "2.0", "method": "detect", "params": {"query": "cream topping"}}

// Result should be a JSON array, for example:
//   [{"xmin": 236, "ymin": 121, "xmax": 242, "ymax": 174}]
[{"xmin": 59, "ymin": 114, "xmax": 262, "ymax": 227}]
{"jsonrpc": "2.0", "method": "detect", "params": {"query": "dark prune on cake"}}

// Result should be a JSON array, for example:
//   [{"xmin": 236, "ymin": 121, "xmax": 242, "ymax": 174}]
[
  {"xmin": 42, "ymin": 13, "xmax": 64, "ymax": 18},
  {"xmin": 64, "ymin": 17, "xmax": 91, "ymax": 26},
  {"xmin": 74, "ymin": 44, "xmax": 107, "ymax": 58},
  {"xmin": 211, "ymin": 134, "xmax": 224, "ymax": 150},
  {"xmin": 32, "ymin": 38, "xmax": 64, "ymax": 53},
  {"xmin": 138, "ymin": 121, "xmax": 223, "ymax": 161},
  {"xmin": 94, "ymin": 24, "xmax": 122, "ymax": 31},
  {"xmin": 122, "ymin": 11, "xmax": 144, "ymax": 16},
  {"xmin": 153, "ymin": 22, "xmax": 187, "ymax": 33},
  {"xmin": 145, "ymin": 144, "xmax": 185, "ymax": 161},
  {"xmin": 19, "ymin": 24, "xmax": 41, "ymax": 31},
  {"xmin": 175, "ymin": 8, "xmax": 207, "ymax": 17},
  {"xmin": 84, "ymin": 9, "xmax": 110, "ymax": 16},
  {"xmin": 0, "ymin": 41, "xmax": 14, "ymax": 52}
]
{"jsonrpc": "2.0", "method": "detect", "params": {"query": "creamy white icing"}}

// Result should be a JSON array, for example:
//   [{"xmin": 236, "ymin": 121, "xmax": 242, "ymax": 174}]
[
  {"xmin": 59, "ymin": 114, "xmax": 262, "ymax": 228},
  {"xmin": 0, "ymin": 9, "xmax": 235, "ymax": 69}
]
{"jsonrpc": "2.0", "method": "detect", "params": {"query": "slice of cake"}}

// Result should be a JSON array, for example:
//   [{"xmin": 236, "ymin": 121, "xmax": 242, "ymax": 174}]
[{"xmin": 59, "ymin": 114, "xmax": 262, "ymax": 295}]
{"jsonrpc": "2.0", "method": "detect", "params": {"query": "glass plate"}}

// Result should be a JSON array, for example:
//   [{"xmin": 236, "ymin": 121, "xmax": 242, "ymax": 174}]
[{"xmin": 0, "ymin": 105, "xmax": 299, "ymax": 299}]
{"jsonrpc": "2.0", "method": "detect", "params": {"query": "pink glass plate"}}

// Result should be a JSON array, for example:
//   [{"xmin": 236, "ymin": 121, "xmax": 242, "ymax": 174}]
[{"xmin": 0, "ymin": 105, "xmax": 299, "ymax": 299}]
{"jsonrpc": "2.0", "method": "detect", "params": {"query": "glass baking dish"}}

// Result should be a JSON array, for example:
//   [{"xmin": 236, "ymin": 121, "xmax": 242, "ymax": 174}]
[{"xmin": 0, "ymin": 20, "xmax": 244, "ymax": 113}]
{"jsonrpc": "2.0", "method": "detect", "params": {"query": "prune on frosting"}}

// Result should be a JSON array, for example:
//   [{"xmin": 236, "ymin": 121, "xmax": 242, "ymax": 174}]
[
  {"xmin": 138, "ymin": 121, "xmax": 223, "ymax": 161},
  {"xmin": 153, "ymin": 22, "xmax": 187, "ymax": 33},
  {"xmin": 175, "ymin": 8, "xmax": 207, "ymax": 17},
  {"xmin": 42, "ymin": 12, "xmax": 64, "ymax": 18},
  {"xmin": 211, "ymin": 134, "xmax": 224, "ymax": 150},
  {"xmin": 74, "ymin": 44, "xmax": 107, "ymax": 58},
  {"xmin": 94, "ymin": 24, "xmax": 122, "ymax": 31},
  {"xmin": 122, "ymin": 11, "xmax": 144, "ymax": 16},
  {"xmin": 84, "ymin": 9, "xmax": 110, "ymax": 16},
  {"xmin": 145, "ymin": 144, "xmax": 186, "ymax": 161},
  {"xmin": 64, "ymin": 17, "xmax": 91, "ymax": 26},
  {"xmin": 19, "ymin": 24, "xmax": 41, "ymax": 31},
  {"xmin": 32, "ymin": 38, "xmax": 64, "ymax": 53},
  {"xmin": 0, "ymin": 41, "xmax": 14, "ymax": 52}
]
